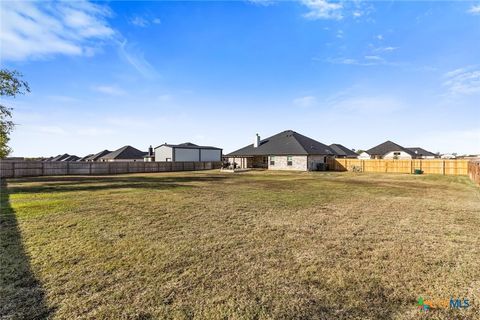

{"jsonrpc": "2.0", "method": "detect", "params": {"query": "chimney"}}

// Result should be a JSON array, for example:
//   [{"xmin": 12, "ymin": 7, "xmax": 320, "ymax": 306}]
[
  {"xmin": 148, "ymin": 145, "xmax": 153, "ymax": 156},
  {"xmin": 254, "ymin": 133, "xmax": 260, "ymax": 148}
]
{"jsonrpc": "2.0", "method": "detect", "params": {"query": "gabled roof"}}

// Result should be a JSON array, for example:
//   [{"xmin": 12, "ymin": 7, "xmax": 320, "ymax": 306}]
[
  {"xmin": 77, "ymin": 154, "xmax": 93, "ymax": 161},
  {"xmin": 86, "ymin": 150, "xmax": 111, "ymax": 161},
  {"xmin": 62, "ymin": 155, "xmax": 80, "ymax": 162},
  {"xmin": 366, "ymin": 140, "xmax": 415, "ymax": 156},
  {"xmin": 227, "ymin": 130, "xmax": 335, "ymax": 156},
  {"xmin": 329, "ymin": 144, "xmax": 359, "ymax": 157},
  {"xmin": 406, "ymin": 147, "xmax": 436, "ymax": 157},
  {"xmin": 51, "ymin": 153, "xmax": 70, "ymax": 161},
  {"xmin": 100, "ymin": 145, "xmax": 147, "ymax": 160},
  {"xmin": 155, "ymin": 142, "xmax": 221, "ymax": 150}
]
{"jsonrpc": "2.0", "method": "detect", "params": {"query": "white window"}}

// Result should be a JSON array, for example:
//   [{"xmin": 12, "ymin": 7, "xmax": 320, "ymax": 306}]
[
  {"xmin": 270, "ymin": 156, "xmax": 275, "ymax": 166},
  {"xmin": 287, "ymin": 155, "xmax": 293, "ymax": 166}
]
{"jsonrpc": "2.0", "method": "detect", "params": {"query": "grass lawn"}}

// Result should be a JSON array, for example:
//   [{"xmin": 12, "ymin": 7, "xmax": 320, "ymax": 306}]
[{"xmin": 1, "ymin": 171, "xmax": 479, "ymax": 319}]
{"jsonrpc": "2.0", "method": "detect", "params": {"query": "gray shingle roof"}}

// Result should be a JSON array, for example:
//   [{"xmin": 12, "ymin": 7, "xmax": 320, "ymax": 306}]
[
  {"xmin": 406, "ymin": 147, "xmax": 436, "ymax": 157},
  {"xmin": 366, "ymin": 140, "xmax": 415, "ymax": 156},
  {"xmin": 329, "ymin": 144, "xmax": 359, "ymax": 157},
  {"xmin": 77, "ymin": 154, "xmax": 93, "ymax": 161},
  {"xmin": 86, "ymin": 150, "xmax": 111, "ymax": 161},
  {"xmin": 227, "ymin": 130, "xmax": 335, "ymax": 156},
  {"xmin": 100, "ymin": 146, "xmax": 147, "ymax": 160},
  {"xmin": 51, "ymin": 154, "xmax": 70, "ymax": 161},
  {"xmin": 62, "ymin": 155, "xmax": 80, "ymax": 162}
]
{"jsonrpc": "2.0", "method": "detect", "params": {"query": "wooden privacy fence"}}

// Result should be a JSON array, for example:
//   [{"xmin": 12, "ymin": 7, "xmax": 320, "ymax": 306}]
[
  {"xmin": 0, "ymin": 161, "xmax": 222, "ymax": 178},
  {"xmin": 468, "ymin": 160, "xmax": 480, "ymax": 185},
  {"xmin": 326, "ymin": 158, "xmax": 470, "ymax": 176}
]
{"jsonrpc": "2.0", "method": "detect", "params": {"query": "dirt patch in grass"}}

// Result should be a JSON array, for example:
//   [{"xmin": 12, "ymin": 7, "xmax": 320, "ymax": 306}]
[{"xmin": 1, "ymin": 171, "xmax": 479, "ymax": 319}]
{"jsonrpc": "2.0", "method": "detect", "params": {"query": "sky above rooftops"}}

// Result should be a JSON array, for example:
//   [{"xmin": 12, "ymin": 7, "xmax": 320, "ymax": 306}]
[{"xmin": 1, "ymin": 0, "xmax": 479, "ymax": 156}]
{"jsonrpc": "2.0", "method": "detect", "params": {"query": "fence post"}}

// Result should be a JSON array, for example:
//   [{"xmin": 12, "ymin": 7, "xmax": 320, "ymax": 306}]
[
  {"xmin": 12, "ymin": 161, "xmax": 16, "ymax": 178},
  {"xmin": 443, "ymin": 160, "xmax": 446, "ymax": 175},
  {"xmin": 89, "ymin": 162, "xmax": 92, "ymax": 175}
]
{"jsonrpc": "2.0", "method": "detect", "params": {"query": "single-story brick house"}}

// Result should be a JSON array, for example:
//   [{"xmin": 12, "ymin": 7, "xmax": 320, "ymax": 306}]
[
  {"xmin": 329, "ymin": 144, "xmax": 359, "ymax": 158},
  {"xmin": 226, "ymin": 130, "xmax": 336, "ymax": 171},
  {"xmin": 99, "ymin": 145, "xmax": 147, "ymax": 162},
  {"xmin": 85, "ymin": 150, "xmax": 111, "ymax": 162},
  {"xmin": 359, "ymin": 140, "xmax": 437, "ymax": 159}
]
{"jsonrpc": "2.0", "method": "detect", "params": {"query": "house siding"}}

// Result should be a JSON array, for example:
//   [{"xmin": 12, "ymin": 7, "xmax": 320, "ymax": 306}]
[
  {"xmin": 154, "ymin": 146, "xmax": 174, "ymax": 162},
  {"xmin": 383, "ymin": 151, "xmax": 413, "ymax": 159},
  {"xmin": 200, "ymin": 149, "xmax": 222, "ymax": 162},
  {"xmin": 175, "ymin": 148, "xmax": 200, "ymax": 161},
  {"xmin": 307, "ymin": 155, "xmax": 328, "ymax": 171},
  {"xmin": 268, "ymin": 155, "xmax": 307, "ymax": 171}
]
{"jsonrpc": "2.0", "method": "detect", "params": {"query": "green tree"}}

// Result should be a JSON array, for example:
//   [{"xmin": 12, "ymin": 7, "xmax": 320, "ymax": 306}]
[{"xmin": 0, "ymin": 69, "xmax": 30, "ymax": 158}]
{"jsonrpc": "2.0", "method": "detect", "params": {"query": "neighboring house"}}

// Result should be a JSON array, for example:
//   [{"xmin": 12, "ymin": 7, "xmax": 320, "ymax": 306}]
[
  {"xmin": 406, "ymin": 147, "xmax": 437, "ymax": 159},
  {"xmin": 360, "ymin": 140, "xmax": 416, "ymax": 159},
  {"xmin": 329, "ymin": 144, "xmax": 359, "ymax": 158},
  {"xmin": 99, "ymin": 146, "xmax": 147, "ymax": 162},
  {"xmin": 226, "ymin": 130, "xmax": 335, "ymax": 171},
  {"xmin": 77, "ymin": 154, "xmax": 93, "ymax": 162},
  {"xmin": 85, "ymin": 150, "xmax": 111, "ymax": 162},
  {"xmin": 50, "ymin": 153, "xmax": 70, "ymax": 161},
  {"xmin": 154, "ymin": 142, "xmax": 222, "ymax": 162},
  {"xmin": 61, "ymin": 155, "xmax": 80, "ymax": 161},
  {"xmin": 144, "ymin": 146, "xmax": 155, "ymax": 162},
  {"xmin": 441, "ymin": 154, "xmax": 456, "ymax": 159}
]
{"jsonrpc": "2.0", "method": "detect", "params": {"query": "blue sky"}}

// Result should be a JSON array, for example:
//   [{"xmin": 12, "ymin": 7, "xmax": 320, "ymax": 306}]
[{"xmin": 1, "ymin": 0, "xmax": 479, "ymax": 157}]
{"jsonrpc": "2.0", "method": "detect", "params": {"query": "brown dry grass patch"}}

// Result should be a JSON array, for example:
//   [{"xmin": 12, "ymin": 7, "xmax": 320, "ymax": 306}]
[{"xmin": 1, "ymin": 171, "xmax": 479, "ymax": 319}]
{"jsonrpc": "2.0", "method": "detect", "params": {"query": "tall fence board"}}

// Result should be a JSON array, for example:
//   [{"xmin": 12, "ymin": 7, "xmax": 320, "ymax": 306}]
[
  {"xmin": 0, "ymin": 161, "xmax": 222, "ymax": 178},
  {"xmin": 468, "ymin": 160, "xmax": 480, "ymax": 185},
  {"xmin": 327, "ymin": 158, "xmax": 469, "ymax": 176}
]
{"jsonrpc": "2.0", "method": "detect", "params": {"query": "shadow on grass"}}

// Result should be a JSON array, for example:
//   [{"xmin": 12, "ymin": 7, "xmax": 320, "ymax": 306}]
[
  {"xmin": 0, "ymin": 182, "xmax": 53, "ymax": 319},
  {"xmin": 7, "ymin": 175, "xmax": 229, "ymax": 194}
]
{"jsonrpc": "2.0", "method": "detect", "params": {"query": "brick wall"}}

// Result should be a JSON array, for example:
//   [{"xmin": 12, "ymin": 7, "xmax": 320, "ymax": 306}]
[{"xmin": 268, "ymin": 155, "xmax": 307, "ymax": 171}]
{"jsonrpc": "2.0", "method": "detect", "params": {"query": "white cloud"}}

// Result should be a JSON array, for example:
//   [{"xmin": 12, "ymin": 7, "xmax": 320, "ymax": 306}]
[
  {"xmin": 118, "ymin": 40, "xmax": 158, "ymax": 78},
  {"xmin": 130, "ymin": 16, "xmax": 149, "ymax": 27},
  {"xmin": 365, "ymin": 55, "xmax": 383, "ymax": 61},
  {"xmin": 330, "ymin": 95, "xmax": 405, "ymax": 114},
  {"xmin": 325, "ymin": 54, "xmax": 402, "ymax": 67},
  {"xmin": 468, "ymin": 5, "xmax": 480, "ymax": 15},
  {"xmin": 293, "ymin": 96, "xmax": 317, "ymax": 108},
  {"xmin": 302, "ymin": 0, "xmax": 343, "ymax": 20},
  {"xmin": 0, "ymin": 0, "xmax": 114, "ymax": 61},
  {"xmin": 376, "ymin": 34, "xmax": 384, "ymax": 40},
  {"xmin": 353, "ymin": 11, "xmax": 362, "ymax": 18},
  {"xmin": 373, "ymin": 46, "xmax": 398, "ymax": 53},
  {"xmin": 248, "ymin": 0, "xmax": 276, "ymax": 6},
  {"xmin": 443, "ymin": 66, "xmax": 480, "ymax": 95},
  {"xmin": 326, "ymin": 57, "xmax": 384, "ymax": 66},
  {"xmin": 92, "ymin": 85, "xmax": 126, "ymax": 96},
  {"xmin": 129, "ymin": 15, "xmax": 161, "ymax": 27}
]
